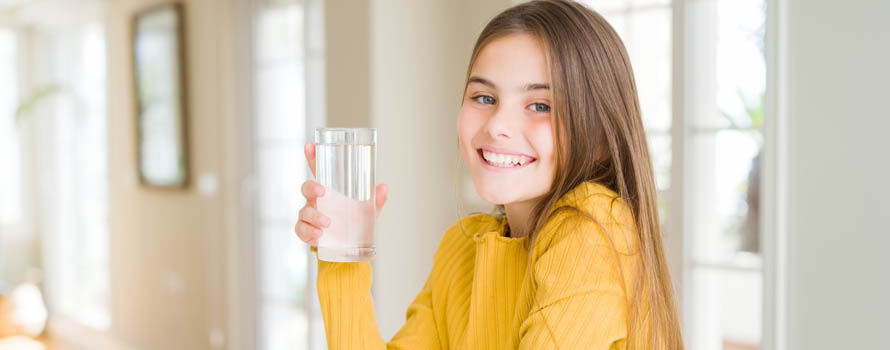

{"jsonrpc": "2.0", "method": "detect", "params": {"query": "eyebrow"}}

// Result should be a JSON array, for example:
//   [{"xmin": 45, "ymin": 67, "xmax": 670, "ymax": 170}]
[{"xmin": 467, "ymin": 76, "xmax": 550, "ymax": 92}]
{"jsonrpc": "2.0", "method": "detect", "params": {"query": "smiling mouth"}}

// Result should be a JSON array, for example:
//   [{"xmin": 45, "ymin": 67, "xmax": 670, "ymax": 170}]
[{"xmin": 476, "ymin": 148, "xmax": 537, "ymax": 168}]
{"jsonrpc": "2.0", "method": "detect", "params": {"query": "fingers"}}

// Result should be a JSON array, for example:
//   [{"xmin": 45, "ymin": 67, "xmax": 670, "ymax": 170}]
[
  {"xmin": 301, "ymin": 180, "xmax": 325, "ymax": 207},
  {"xmin": 375, "ymin": 183, "xmax": 388, "ymax": 217},
  {"xmin": 304, "ymin": 142, "xmax": 317, "ymax": 177},
  {"xmin": 296, "ymin": 184, "xmax": 385, "ymax": 246},
  {"xmin": 295, "ymin": 205, "xmax": 329, "ymax": 246},
  {"xmin": 296, "ymin": 181, "xmax": 328, "ymax": 246},
  {"xmin": 294, "ymin": 219, "xmax": 323, "ymax": 246},
  {"xmin": 298, "ymin": 205, "xmax": 331, "ymax": 229}
]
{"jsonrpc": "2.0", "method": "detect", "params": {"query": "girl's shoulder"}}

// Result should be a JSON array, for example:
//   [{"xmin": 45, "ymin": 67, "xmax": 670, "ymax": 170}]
[
  {"xmin": 537, "ymin": 181, "xmax": 640, "ymax": 256},
  {"xmin": 553, "ymin": 181, "xmax": 635, "ymax": 225}
]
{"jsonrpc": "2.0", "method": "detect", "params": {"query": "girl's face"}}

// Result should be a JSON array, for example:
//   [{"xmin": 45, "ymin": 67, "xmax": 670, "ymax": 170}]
[{"xmin": 458, "ymin": 34, "xmax": 556, "ymax": 206}]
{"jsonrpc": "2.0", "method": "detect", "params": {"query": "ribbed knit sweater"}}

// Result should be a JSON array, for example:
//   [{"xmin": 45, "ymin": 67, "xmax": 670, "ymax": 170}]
[{"xmin": 312, "ymin": 181, "xmax": 643, "ymax": 349}]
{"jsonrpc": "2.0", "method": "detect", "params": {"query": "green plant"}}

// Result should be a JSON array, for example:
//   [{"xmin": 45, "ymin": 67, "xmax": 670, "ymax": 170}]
[
  {"xmin": 720, "ymin": 88, "xmax": 764, "ymax": 130},
  {"xmin": 14, "ymin": 84, "xmax": 64, "ymax": 124}
]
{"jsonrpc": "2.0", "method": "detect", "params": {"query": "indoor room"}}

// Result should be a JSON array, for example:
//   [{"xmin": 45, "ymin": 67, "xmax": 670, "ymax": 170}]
[{"xmin": 0, "ymin": 0, "xmax": 887, "ymax": 349}]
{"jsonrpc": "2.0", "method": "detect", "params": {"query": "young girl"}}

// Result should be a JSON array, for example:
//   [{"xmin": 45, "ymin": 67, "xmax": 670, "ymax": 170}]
[{"xmin": 295, "ymin": 0, "xmax": 683, "ymax": 348}]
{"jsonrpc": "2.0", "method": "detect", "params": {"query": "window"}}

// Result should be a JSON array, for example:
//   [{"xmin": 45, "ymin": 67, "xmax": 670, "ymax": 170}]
[
  {"xmin": 596, "ymin": 0, "xmax": 673, "ymax": 219},
  {"xmin": 0, "ymin": 28, "xmax": 23, "ymax": 292},
  {"xmin": 27, "ymin": 20, "xmax": 110, "ymax": 330},
  {"xmin": 0, "ymin": 28, "xmax": 20, "ymax": 229},
  {"xmin": 589, "ymin": 0, "xmax": 769, "ymax": 349},
  {"xmin": 685, "ymin": 1, "xmax": 766, "ymax": 349},
  {"xmin": 252, "ymin": 0, "xmax": 324, "ymax": 349}
]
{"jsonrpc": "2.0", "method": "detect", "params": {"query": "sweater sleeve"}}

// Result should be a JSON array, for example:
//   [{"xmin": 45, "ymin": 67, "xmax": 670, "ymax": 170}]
[
  {"xmin": 313, "ymin": 250, "xmax": 442, "ymax": 349},
  {"xmin": 518, "ymin": 213, "xmax": 633, "ymax": 349}
]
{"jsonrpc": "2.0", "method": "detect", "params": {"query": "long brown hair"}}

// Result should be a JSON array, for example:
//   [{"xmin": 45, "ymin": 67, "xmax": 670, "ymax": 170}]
[{"xmin": 459, "ymin": 1, "xmax": 683, "ymax": 348}]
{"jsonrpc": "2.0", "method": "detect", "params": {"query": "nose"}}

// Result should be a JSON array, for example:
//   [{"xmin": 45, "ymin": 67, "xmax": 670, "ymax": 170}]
[{"xmin": 484, "ymin": 104, "xmax": 516, "ymax": 140}]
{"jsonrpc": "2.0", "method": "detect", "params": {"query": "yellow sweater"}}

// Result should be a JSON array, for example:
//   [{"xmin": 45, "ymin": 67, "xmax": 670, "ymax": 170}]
[{"xmin": 312, "ymin": 181, "xmax": 643, "ymax": 349}]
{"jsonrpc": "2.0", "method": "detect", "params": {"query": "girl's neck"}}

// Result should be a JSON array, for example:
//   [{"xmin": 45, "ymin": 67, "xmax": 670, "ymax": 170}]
[{"xmin": 503, "ymin": 198, "xmax": 539, "ymax": 238}]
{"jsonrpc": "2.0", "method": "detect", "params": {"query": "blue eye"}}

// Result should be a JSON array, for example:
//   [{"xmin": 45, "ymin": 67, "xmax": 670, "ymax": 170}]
[
  {"xmin": 529, "ymin": 103, "xmax": 550, "ymax": 113},
  {"xmin": 474, "ymin": 95, "xmax": 496, "ymax": 105}
]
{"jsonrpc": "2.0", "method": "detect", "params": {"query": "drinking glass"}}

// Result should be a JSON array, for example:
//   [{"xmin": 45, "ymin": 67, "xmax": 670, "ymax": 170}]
[{"xmin": 314, "ymin": 128, "xmax": 377, "ymax": 262}]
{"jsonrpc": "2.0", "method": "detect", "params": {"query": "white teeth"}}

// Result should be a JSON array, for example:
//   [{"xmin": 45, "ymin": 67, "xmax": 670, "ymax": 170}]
[{"xmin": 481, "ymin": 150, "xmax": 531, "ymax": 168}]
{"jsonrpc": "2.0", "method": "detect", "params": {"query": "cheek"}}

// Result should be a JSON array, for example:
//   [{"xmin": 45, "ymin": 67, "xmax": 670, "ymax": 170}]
[
  {"xmin": 457, "ymin": 106, "xmax": 483, "ymax": 152},
  {"xmin": 529, "ymin": 118, "xmax": 556, "ymax": 172}
]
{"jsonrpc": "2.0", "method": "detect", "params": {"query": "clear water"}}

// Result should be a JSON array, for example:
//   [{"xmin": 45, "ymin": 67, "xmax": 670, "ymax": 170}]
[
  {"xmin": 315, "ymin": 143, "xmax": 376, "ymax": 262},
  {"xmin": 316, "ymin": 143, "xmax": 375, "ymax": 201}
]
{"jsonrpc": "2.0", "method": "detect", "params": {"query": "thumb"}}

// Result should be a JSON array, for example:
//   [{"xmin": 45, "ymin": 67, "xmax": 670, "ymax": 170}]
[
  {"xmin": 304, "ymin": 142, "xmax": 317, "ymax": 177},
  {"xmin": 375, "ymin": 184, "xmax": 388, "ymax": 217}
]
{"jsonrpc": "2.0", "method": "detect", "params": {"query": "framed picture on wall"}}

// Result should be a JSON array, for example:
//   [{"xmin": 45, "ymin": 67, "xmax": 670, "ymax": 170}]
[{"xmin": 132, "ymin": 3, "xmax": 189, "ymax": 188}]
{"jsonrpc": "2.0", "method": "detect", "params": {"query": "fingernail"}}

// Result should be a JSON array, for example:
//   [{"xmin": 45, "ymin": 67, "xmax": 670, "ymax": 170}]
[
  {"xmin": 313, "ymin": 228, "xmax": 323, "ymax": 237},
  {"xmin": 315, "ymin": 186, "xmax": 324, "ymax": 196},
  {"xmin": 320, "ymin": 215, "xmax": 331, "ymax": 227}
]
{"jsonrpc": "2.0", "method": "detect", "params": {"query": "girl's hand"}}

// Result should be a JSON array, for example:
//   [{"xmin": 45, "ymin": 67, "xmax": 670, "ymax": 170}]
[{"xmin": 294, "ymin": 142, "xmax": 389, "ymax": 246}]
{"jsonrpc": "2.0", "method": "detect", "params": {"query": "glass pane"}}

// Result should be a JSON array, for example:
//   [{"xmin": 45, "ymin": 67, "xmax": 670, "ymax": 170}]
[
  {"xmin": 34, "ymin": 22, "xmax": 111, "ymax": 330},
  {"xmin": 603, "ymin": 5, "xmax": 671, "ymax": 131},
  {"xmin": 261, "ymin": 302, "xmax": 309, "ymax": 350},
  {"xmin": 686, "ymin": 0, "xmax": 766, "ymax": 348},
  {"xmin": 259, "ymin": 224, "xmax": 309, "ymax": 350},
  {"xmin": 0, "ymin": 29, "xmax": 19, "ymax": 224},
  {"xmin": 603, "ymin": 12, "xmax": 628, "ymax": 39},
  {"xmin": 647, "ymin": 134, "xmax": 671, "ymax": 222},
  {"xmin": 255, "ymin": 1, "xmax": 315, "ymax": 349},
  {"xmin": 716, "ymin": 0, "xmax": 765, "ymax": 130},
  {"xmin": 258, "ymin": 144, "xmax": 303, "ymax": 222},
  {"xmin": 690, "ymin": 130, "xmax": 761, "ymax": 262},
  {"xmin": 255, "ymin": 63, "xmax": 305, "ymax": 142},
  {"xmin": 256, "ymin": 4, "xmax": 304, "ymax": 65},
  {"xmin": 76, "ymin": 25, "xmax": 110, "ymax": 329},
  {"xmin": 587, "ymin": 0, "xmax": 631, "ymax": 13},
  {"xmin": 588, "ymin": 0, "xmax": 670, "ymax": 14},
  {"xmin": 694, "ymin": 0, "xmax": 766, "ymax": 130},
  {"xmin": 648, "ymin": 134, "xmax": 671, "ymax": 192},
  {"xmin": 689, "ymin": 0, "xmax": 766, "ymax": 264},
  {"xmin": 689, "ymin": 267, "xmax": 762, "ymax": 350},
  {"xmin": 260, "ymin": 224, "xmax": 308, "ymax": 304},
  {"xmin": 628, "ymin": 7, "xmax": 672, "ymax": 131},
  {"xmin": 631, "ymin": 0, "xmax": 670, "ymax": 6},
  {"xmin": 600, "ymin": 2, "xmax": 673, "ymax": 225}
]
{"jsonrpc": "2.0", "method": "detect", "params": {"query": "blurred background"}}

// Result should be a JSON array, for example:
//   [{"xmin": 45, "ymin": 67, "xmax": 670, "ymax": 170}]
[{"xmin": 0, "ymin": 0, "xmax": 887, "ymax": 349}]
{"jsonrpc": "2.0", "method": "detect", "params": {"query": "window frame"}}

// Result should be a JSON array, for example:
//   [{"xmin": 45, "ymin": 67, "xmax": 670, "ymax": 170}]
[
  {"xmin": 35, "ymin": 21, "xmax": 111, "ymax": 332},
  {"xmin": 669, "ymin": 0, "xmax": 788, "ymax": 349},
  {"xmin": 240, "ymin": 0, "xmax": 327, "ymax": 349},
  {"xmin": 4, "ymin": 1, "xmax": 114, "ymax": 344}
]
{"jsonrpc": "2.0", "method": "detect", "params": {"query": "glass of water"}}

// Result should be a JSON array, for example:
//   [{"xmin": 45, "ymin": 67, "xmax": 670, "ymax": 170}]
[{"xmin": 314, "ymin": 128, "xmax": 377, "ymax": 262}]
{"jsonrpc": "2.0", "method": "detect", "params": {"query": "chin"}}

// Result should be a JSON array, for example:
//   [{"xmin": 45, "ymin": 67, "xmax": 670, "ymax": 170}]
[
  {"xmin": 474, "ymin": 183, "xmax": 521, "ymax": 205},
  {"xmin": 477, "ymin": 192, "xmax": 510, "ymax": 206}
]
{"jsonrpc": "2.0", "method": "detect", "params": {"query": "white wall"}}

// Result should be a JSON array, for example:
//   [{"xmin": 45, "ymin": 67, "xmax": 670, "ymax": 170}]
[{"xmin": 785, "ymin": 0, "xmax": 890, "ymax": 348}]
